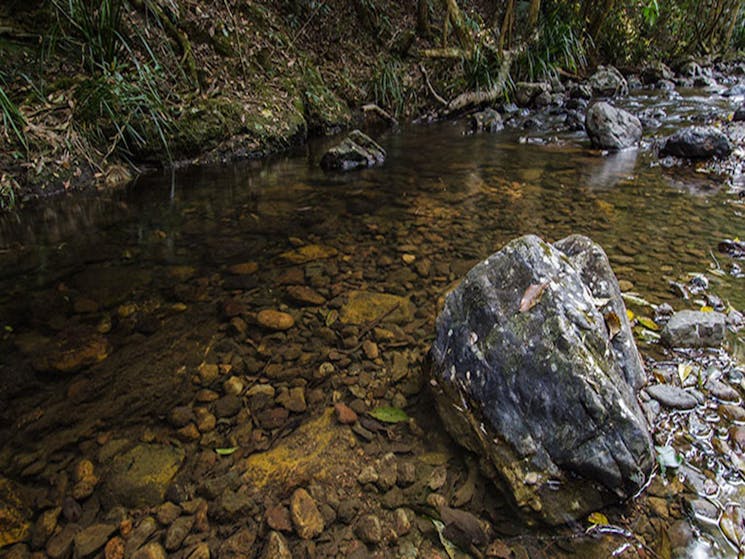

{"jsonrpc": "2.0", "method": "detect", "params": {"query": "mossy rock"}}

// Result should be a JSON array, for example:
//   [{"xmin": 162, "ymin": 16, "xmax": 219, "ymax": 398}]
[
  {"xmin": 101, "ymin": 444, "xmax": 184, "ymax": 509},
  {"xmin": 340, "ymin": 291, "xmax": 414, "ymax": 325},
  {"xmin": 302, "ymin": 66, "xmax": 351, "ymax": 134}
]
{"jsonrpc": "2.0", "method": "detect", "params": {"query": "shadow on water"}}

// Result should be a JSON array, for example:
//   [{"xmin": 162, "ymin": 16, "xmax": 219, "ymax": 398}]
[{"xmin": 0, "ymin": 90, "xmax": 744, "ymax": 557}]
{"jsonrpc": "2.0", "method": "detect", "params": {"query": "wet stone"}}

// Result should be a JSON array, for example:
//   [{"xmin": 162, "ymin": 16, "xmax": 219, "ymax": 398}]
[
  {"xmin": 396, "ymin": 462, "xmax": 416, "ymax": 487},
  {"xmin": 719, "ymin": 404, "xmax": 745, "ymax": 422},
  {"xmin": 645, "ymin": 384, "xmax": 699, "ymax": 410},
  {"xmin": 257, "ymin": 310, "xmax": 295, "ymax": 331},
  {"xmin": 355, "ymin": 514, "xmax": 382, "ymax": 545},
  {"xmin": 661, "ymin": 310, "xmax": 727, "ymax": 348},
  {"xmin": 185, "ymin": 543, "xmax": 210, "ymax": 559},
  {"xmin": 394, "ymin": 508, "xmax": 411, "ymax": 537},
  {"xmin": 334, "ymin": 402, "xmax": 358, "ymax": 425},
  {"xmin": 286, "ymin": 285, "xmax": 326, "ymax": 306},
  {"xmin": 706, "ymin": 378, "xmax": 740, "ymax": 402},
  {"xmin": 102, "ymin": 445, "xmax": 184, "ymax": 509},
  {"xmin": 165, "ymin": 515, "xmax": 194, "ymax": 551},
  {"xmin": 259, "ymin": 531, "xmax": 292, "ymax": 559},
  {"xmin": 277, "ymin": 386, "xmax": 307, "ymax": 413},
  {"xmin": 266, "ymin": 504, "xmax": 293, "ymax": 532},
  {"xmin": 291, "ymin": 488, "xmax": 324, "ymax": 539},
  {"xmin": 376, "ymin": 453, "xmax": 398, "ymax": 491},
  {"xmin": 46, "ymin": 523, "xmax": 79, "ymax": 559},
  {"xmin": 104, "ymin": 537, "xmax": 125, "ymax": 559},
  {"xmin": 131, "ymin": 542, "xmax": 167, "ymax": 559},
  {"xmin": 218, "ymin": 526, "xmax": 257, "ymax": 559},
  {"xmin": 256, "ymin": 407, "xmax": 289, "ymax": 429},
  {"xmin": 31, "ymin": 506, "xmax": 61, "ymax": 549},
  {"xmin": 73, "ymin": 523, "xmax": 117, "ymax": 558},
  {"xmin": 156, "ymin": 502, "xmax": 181, "ymax": 525},
  {"xmin": 213, "ymin": 395, "xmax": 242, "ymax": 418},
  {"xmin": 124, "ymin": 517, "xmax": 157, "ymax": 558},
  {"xmin": 194, "ymin": 408, "xmax": 217, "ymax": 432}
]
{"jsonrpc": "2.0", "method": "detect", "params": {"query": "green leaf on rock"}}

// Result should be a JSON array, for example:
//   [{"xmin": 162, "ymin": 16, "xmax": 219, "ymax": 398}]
[
  {"xmin": 655, "ymin": 445, "xmax": 682, "ymax": 474},
  {"xmin": 638, "ymin": 317, "xmax": 660, "ymax": 331},
  {"xmin": 215, "ymin": 447, "xmax": 238, "ymax": 456},
  {"xmin": 325, "ymin": 309, "xmax": 339, "ymax": 327},
  {"xmin": 369, "ymin": 406, "xmax": 409, "ymax": 423}
]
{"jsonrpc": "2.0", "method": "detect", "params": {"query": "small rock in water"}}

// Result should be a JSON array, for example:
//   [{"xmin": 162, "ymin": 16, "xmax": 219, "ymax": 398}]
[
  {"xmin": 355, "ymin": 514, "xmax": 382, "ymax": 545},
  {"xmin": 661, "ymin": 310, "xmax": 726, "ymax": 348},
  {"xmin": 286, "ymin": 285, "xmax": 325, "ymax": 306},
  {"xmin": 585, "ymin": 101, "xmax": 642, "ymax": 150},
  {"xmin": 320, "ymin": 129, "xmax": 386, "ymax": 171},
  {"xmin": 645, "ymin": 384, "xmax": 699, "ymax": 410},
  {"xmin": 73, "ymin": 523, "xmax": 117, "ymax": 558},
  {"xmin": 259, "ymin": 531, "xmax": 292, "ymax": 559},
  {"xmin": 256, "ymin": 310, "xmax": 295, "ymax": 331},
  {"xmin": 290, "ymin": 488, "xmax": 324, "ymax": 539},
  {"xmin": 705, "ymin": 378, "xmax": 740, "ymax": 402},
  {"xmin": 334, "ymin": 402, "xmax": 358, "ymax": 425}
]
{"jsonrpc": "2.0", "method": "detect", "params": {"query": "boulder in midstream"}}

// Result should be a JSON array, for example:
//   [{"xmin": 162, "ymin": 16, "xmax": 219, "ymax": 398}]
[
  {"xmin": 585, "ymin": 102, "xmax": 642, "ymax": 150},
  {"xmin": 429, "ymin": 234, "xmax": 654, "ymax": 525}
]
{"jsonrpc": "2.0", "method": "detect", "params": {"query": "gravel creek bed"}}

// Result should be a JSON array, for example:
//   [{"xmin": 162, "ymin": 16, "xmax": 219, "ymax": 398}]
[{"xmin": 1, "ymin": 85, "xmax": 745, "ymax": 559}]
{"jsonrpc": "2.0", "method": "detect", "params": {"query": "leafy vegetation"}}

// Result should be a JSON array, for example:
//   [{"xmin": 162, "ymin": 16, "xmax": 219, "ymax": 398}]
[
  {"xmin": 370, "ymin": 59, "xmax": 407, "ymax": 116},
  {"xmin": 0, "ymin": 77, "xmax": 27, "ymax": 153},
  {"xmin": 512, "ymin": 5, "xmax": 588, "ymax": 81},
  {"xmin": 49, "ymin": 0, "xmax": 176, "ymax": 161}
]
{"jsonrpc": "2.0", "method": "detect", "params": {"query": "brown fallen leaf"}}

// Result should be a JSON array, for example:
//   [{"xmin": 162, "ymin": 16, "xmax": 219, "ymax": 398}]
[
  {"xmin": 604, "ymin": 311, "xmax": 621, "ymax": 339},
  {"xmin": 519, "ymin": 281, "xmax": 549, "ymax": 313}
]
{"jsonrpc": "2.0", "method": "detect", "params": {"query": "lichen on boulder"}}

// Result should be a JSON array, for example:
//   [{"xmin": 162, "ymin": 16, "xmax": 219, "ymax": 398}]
[{"xmin": 429, "ymin": 234, "xmax": 654, "ymax": 525}]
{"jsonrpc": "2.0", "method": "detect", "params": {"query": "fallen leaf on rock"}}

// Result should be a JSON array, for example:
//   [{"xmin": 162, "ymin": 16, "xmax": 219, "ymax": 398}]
[
  {"xmin": 638, "ymin": 316, "xmax": 660, "ymax": 331},
  {"xmin": 604, "ymin": 312, "xmax": 621, "ymax": 339},
  {"xmin": 587, "ymin": 511, "xmax": 609, "ymax": 526},
  {"xmin": 432, "ymin": 519, "xmax": 458, "ymax": 559},
  {"xmin": 519, "ymin": 281, "xmax": 549, "ymax": 313},
  {"xmin": 678, "ymin": 363, "xmax": 693, "ymax": 383}
]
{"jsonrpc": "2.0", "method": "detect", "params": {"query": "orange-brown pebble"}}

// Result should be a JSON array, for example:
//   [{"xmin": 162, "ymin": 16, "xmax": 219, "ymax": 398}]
[
  {"xmin": 334, "ymin": 403, "xmax": 358, "ymax": 425},
  {"xmin": 257, "ymin": 310, "xmax": 295, "ymax": 331}
]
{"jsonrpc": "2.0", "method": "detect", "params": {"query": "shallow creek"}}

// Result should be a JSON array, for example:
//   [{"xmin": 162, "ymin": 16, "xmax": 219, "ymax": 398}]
[{"xmin": 0, "ymin": 90, "xmax": 744, "ymax": 559}]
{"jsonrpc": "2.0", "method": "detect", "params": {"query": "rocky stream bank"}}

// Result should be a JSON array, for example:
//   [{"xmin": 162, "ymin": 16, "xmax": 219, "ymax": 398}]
[{"xmin": 1, "ymin": 56, "xmax": 745, "ymax": 559}]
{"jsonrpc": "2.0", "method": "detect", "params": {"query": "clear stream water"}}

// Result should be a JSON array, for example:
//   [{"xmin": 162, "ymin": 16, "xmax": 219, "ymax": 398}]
[{"xmin": 0, "ymin": 89, "xmax": 744, "ymax": 558}]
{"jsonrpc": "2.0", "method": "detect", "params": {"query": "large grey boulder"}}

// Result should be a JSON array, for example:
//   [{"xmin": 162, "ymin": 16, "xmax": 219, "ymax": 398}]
[
  {"xmin": 588, "ymin": 65, "xmax": 628, "ymax": 97},
  {"xmin": 320, "ymin": 130, "xmax": 385, "ymax": 171},
  {"xmin": 585, "ymin": 102, "xmax": 642, "ymax": 150},
  {"xmin": 429, "ymin": 234, "xmax": 653, "ymax": 525},
  {"xmin": 659, "ymin": 126, "xmax": 732, "ymax": 159},
  {"xmin": 661, "ymin": 310, "xmax": 727, "ymax": 348}
]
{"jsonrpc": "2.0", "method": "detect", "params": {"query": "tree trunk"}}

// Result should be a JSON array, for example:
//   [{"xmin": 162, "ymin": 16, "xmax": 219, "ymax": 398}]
[{"xmin": 528, "ymin": 0, "xmax": 541, "ymax": 29}]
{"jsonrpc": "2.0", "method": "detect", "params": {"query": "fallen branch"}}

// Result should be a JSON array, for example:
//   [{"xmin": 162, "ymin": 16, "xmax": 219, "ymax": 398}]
[
  {"xmin": 421, "ymin": 47, "xmax": 468, "ymax": 59},
  {"xmin": 444, "ymin": 45, "xmax": 520, "ymax": 115},
  {"xmin": 418, "ymin": 63, "xmax": 448, "ymax": 107},
  {"xmin": 362, "ymin": 103, "xmax": 399, "ymax": 126}
]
